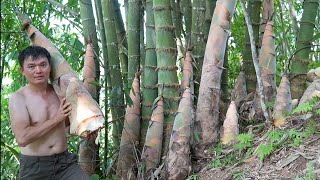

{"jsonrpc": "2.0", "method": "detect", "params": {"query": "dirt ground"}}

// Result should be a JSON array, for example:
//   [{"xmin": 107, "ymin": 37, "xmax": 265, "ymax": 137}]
[{"xmin": 196, "ymin": 134, "xmax": 320, "ymax": 180}]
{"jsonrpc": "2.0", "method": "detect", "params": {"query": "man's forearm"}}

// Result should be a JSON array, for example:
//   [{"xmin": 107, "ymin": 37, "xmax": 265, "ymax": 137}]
[{"xmin": 17, "ymin": 117, "xmax": 63, "ymax": 147}]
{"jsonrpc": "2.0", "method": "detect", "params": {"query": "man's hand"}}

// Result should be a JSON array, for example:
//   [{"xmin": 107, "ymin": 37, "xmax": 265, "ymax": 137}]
[{"xmin": 54, "ymin": 98, "xmax": 72, "ymax": 122}]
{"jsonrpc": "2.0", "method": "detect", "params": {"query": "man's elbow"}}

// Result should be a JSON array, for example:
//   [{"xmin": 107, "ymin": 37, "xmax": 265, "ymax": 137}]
[{"xmin": 16, "ymin": 137, "xmax": 28, "ymax": 147}]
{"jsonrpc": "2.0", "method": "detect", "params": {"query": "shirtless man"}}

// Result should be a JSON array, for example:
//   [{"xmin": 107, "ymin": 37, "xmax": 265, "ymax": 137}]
[{"xmin": 9, "ymin": 46, "xmax": 90, "ymax": 180}]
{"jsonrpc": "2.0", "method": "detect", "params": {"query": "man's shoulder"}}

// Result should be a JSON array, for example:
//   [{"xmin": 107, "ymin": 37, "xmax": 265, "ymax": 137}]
[{"xmin": 9, "ymin": 87, "xmax": 27, "ymax": 102}]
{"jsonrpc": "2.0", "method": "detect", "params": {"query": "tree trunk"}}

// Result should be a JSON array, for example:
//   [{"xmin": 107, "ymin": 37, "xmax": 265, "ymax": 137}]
[
  {"xmin": 101, "ymin": 0, "xmax": 126, "ymax": 148},
  {"xmin": 243, "ymin": 0, "xmax": 261, "ymax": 94},
  {"xmin": 290, "ymin": 0, "xmax": 319, "ymax": 99},
  {"xmin": 194, "ymin": 0, "xmax": 237, "ymax": 155},
  {"xmin": 191, "ymin": 0, "xmax": 206, "ymax": 105},
  {"xmin": 153, "ymin": 0, "xmax": 179, "ymax": 156},
  {"xmin": 140, "ymin": 0, "xmax": 158, "ymax": 151},
  {"xmin": 127, "ymin": 0, "xmax": 141, "ymax": 86}
]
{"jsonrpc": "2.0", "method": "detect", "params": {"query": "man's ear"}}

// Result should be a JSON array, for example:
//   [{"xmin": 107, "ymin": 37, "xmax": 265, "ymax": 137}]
[{"xmin": 19, "ymin": 67, "xmax": 24, "ymax": 74}]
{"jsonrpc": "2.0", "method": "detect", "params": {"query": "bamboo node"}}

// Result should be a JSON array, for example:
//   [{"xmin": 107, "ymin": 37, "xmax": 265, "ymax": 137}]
[
  {"xmin": 156, "ymin": 66, "xmax": 178, "ymax": 71},
  {"xmin": 153, "ymin": 6, "xmax": 172, "ymax": 11},
  {"xmin": 155, "ymin": 48, "xmax": 177, "ymax": 53},
  {"xmin": 156, "ymin": 26, "xmax": 176, "ymax": 31}
]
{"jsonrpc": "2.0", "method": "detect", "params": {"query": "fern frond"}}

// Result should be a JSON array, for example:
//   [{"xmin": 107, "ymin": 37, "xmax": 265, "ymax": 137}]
[
  {"xmin": 304, "ymin": 120, "xmax": 317, "ymax": 139},
  {"xmin": 257, "ymin": 143, "xmax": 274, "ymax": 161}
]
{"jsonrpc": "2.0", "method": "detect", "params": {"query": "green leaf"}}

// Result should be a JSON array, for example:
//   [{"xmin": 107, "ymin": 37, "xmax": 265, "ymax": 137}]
[
  {"xmin": 90, "ymin": 174, "xmax": 100, "ymax": 180},
  {"xmin": 310, "ymin": 33, "xmax": 320, "ymax": 42},
  {"xmin": 89, "ymin": 80, "xmax": 101, "ymax": 87},
  {"xmin": 257, "ymin": 143, "xmax": 274, "ymax": 161}
]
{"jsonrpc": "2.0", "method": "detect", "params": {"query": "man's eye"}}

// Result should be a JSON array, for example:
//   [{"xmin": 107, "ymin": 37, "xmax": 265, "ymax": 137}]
[
  {"xmin": 28, "ymin": 66, "xmax": 34, "ymax": 69},
  {"xmin": 41, "ymin": 64, "xmax": 47, "ymax": 67}
]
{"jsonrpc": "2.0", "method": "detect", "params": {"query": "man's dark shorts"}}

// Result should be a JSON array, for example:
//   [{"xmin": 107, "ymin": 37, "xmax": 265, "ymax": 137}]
[{"xmin": 19, "ymin": 150, "xmax": 90, "ymax": 180}]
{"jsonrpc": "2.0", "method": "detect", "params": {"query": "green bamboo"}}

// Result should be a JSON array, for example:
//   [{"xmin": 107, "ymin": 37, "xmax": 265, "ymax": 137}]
[
  {"xmin": 113, "ymin": 0, "xmax": 128, "ymax": 88},
  {"xmin": 204, "ymin": 0, "xmax": 217, "ymax": 43},
  {"xmin": 94, "ymin": 0, "xmax": 110, "ymax": 168},
  {"xmin": 171, "ymin": 0, "xmax": 182, "ymax": 39},
  {"xmin": 79, "ymin": 0, "xmax": 100, "ymax": 175},
  {"xmin": 153, "ymin": 0, "xmax": 179, "ymax": 156},
  {"xmin": 191, "ymin": 0, "xmax": 206, "ymax": 104},
  {"xmin": 127, "ymin": 0, "xmax": 141, "ymax": 86},
  {"xmin": 140, "ymin": 0, "xmax": 158, "ymax": 151},
  {"xmin": 290, "ymin": 0, "xmax": 319, "ymax": 99},
  {"xmin": 221, "ymin": 43, "xmax": 229, "ymax": 118},
  {"xmin": 140, "ymin": 0, "xmax": 146, "ymax": 67},
  {"xmin": 101, "ymin": 0, "xmax": 126, "ymax": 148},
  {"xmin": 243, "ymin": 0, "xmax": 261, "ymax": 94},
  {"xmin": 181, "ymin": 0, "xmax": 192, "ymax": 44}
]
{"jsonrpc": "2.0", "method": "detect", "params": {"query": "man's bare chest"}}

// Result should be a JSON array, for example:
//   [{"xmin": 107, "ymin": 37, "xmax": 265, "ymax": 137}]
[{"xmin": 25, "ymin": 95, "xmax": 59, "ymax": 124}]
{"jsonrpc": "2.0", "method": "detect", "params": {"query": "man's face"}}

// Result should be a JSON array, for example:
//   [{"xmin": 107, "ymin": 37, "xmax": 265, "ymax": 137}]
[{"xmin": 20, "ymin": 56, "xmax": 51, "ymax": 85}]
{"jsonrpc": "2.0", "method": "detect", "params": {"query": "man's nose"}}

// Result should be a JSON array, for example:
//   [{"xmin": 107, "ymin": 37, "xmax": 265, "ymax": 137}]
[{"xmin": 35, "ymin": 66, "xmax": 42, "ymax": 73}]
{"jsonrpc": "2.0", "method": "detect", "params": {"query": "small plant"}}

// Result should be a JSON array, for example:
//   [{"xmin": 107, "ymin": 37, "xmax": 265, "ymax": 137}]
[
  {"xmin": 305, "ymin": 162, "xmax": 316, "ymax": 180},
  {"xmin": 304, "ymin": 120, "xmax": 317, "ymax": 139},
  {"xmin": 234, "ymin": 133, "xmax": 254, "ymax": 152},
  {"xmin": 187, "ymin": 174, "xmax": 198, "ymax": 180},
  {"xmin": 257, "ymin": 143, "xmax": 274, "ymax": 161},
  {"xmin": 211, "ymin": 159, "xmax": 222, "ymax": 168},
  {"xmin": 292, "ymin": 96, "xmax": 319, "ymax": 115},
  {"xmin": 233, "ymin": 170, "xmax": 247, "ymax": 180}
]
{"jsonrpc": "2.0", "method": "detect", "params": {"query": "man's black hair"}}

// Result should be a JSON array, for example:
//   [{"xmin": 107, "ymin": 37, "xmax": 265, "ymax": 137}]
[{"xmin": 18, "ymin": 46, "xmax": 51, "ymax": 68}]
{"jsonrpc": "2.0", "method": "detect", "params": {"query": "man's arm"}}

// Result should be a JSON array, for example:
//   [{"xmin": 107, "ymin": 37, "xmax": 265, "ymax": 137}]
[{"xmin": 9, "ymin": 94, "xmax": 71, "ymax": 147}]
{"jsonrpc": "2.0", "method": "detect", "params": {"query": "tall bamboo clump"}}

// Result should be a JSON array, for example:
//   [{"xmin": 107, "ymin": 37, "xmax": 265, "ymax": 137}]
[
  {"xmin": 191, "ymin": 0, "xmax": 206, "ymax": 103},
  {"xmin": 140, "ymin": 0, "xmax": 158, "ymax": 150},
  {"xmin": 16, "ymin": 12, "xmax": 105, "ymax": 137},
  {"xmin": 116, "ymin": 73, "xmax": 141, "ymax": 179},
  {"xmin": 290, "ymin": 0, "xmax": 319, "ymax": 99},
  {"xmin": 243, "ymin": 0, "xmax": 261, "ymax": 94},
  {"xmin": 101, "ymin": 0, "xmax": 125, "ymax": 148},
  {"xmin": 153, "ymin": 0, "xmax": 180, "ymax": 155},
  {"xmin": 127, "ymin": 0, "xmax": 141, "ymax": 86},
  {"xmin": 194, "ymin": 0, "xmax": 237, "ymax": 154},
  {"xmin": 79, "ymin": 43, "xmax": 99, "ymax": 175}
]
